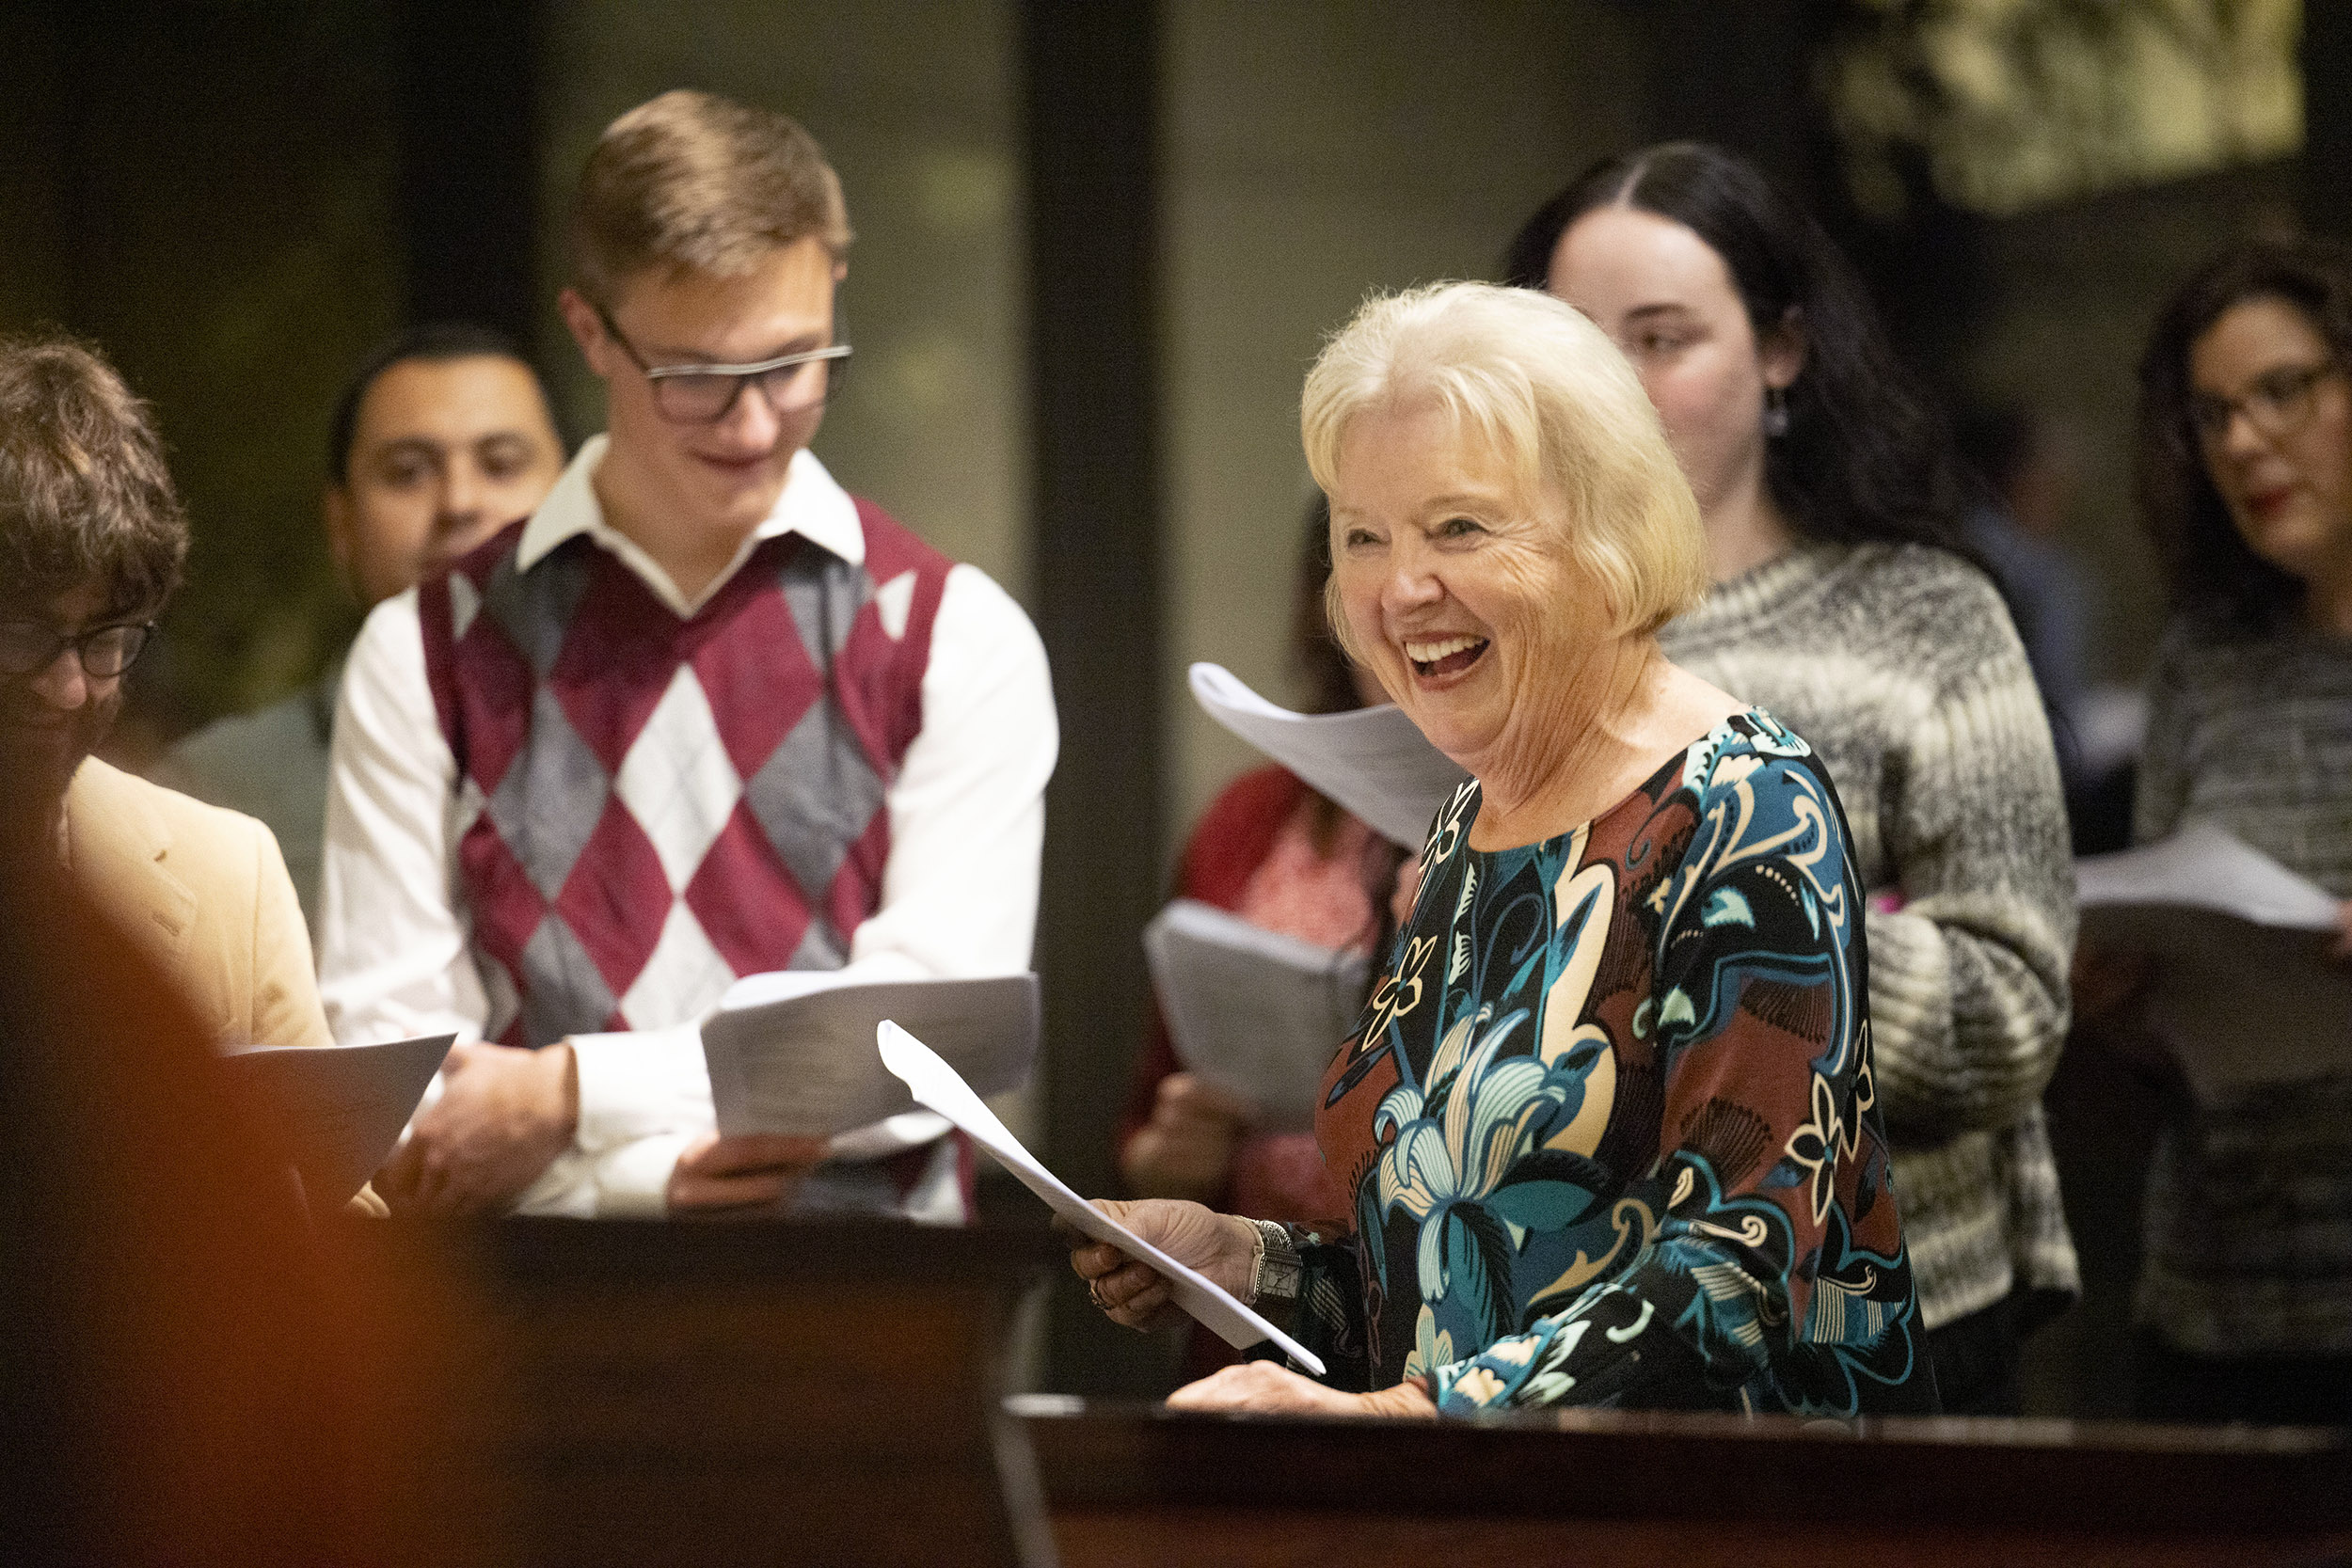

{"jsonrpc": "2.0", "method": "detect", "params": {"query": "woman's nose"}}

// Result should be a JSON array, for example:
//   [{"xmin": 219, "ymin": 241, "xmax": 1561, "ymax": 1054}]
[
  {"xmin": 2217, "ymin": 405, "xmax": 2274, "ymax": 462},
  {"xmin": 1381, "ymin": 539, "xmax": 1443, "ymax": 608}
]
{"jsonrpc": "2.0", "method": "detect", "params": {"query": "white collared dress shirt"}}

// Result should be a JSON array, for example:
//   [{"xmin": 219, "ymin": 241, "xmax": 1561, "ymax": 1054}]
[{"xmin": 316, "ymin": 437, "xmax": 1057, "ymax": 1216}]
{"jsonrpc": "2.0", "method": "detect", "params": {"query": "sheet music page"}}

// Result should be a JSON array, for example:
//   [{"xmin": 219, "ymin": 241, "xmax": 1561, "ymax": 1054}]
[
  {"xmin": 878, "ymin": 1021, "xmax": 1326, "ymax": 1374},
  {"xmin": 1143, "ymin": 898, "xmax": 1364, "ymax": 1132},
  {"xmin": 703, "ymin": 974, "xmax": 1038, "ymax": 1139},
  {"xmin": 221, "ymin": 1033, "xmax": 454, "ymax": 1203},
  {"xmin": 1188, "ymin": 662, "xmax": 1466, "ymax": 849},
  {"xmin": 2075, "ymin": 821, "xmax": 2342, "ymax": 929},
  {"xmin": 2076, "ymin": 825, "xmax": 2352, "ymax": 1102}
]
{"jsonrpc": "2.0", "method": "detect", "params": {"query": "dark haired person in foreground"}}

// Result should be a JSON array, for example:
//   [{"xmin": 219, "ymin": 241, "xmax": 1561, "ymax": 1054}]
[
  {"xmin": 2107, "ymin": 236, "xmax": 2352, "ymax": 1424},
  {"xmin": 317, "ymin": 90, "xmax": 1055, "ymax": 1219},
  {"xmin": 0, "ymin": 331, "xmax": 329, "ymax": 1056},
  {"xmin": 1075, "ymin": 284, "xmax": 1933, "ymax": 1418},
  {"xmin": 156, "ymin": 323, "xmax": 564, "ymax": 932},
  {"xmin": 1502, "ymin": 143, "xmax": 2076, "ymax": 1415}
]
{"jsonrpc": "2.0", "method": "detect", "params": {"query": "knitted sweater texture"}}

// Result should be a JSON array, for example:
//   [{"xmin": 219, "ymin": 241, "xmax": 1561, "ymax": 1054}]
[
  {"xmin": 2132, "ymin": 614, "xmax": 2352, "ymax": 1355},
  {"xmin": 1657, "ymin": 541, "xmax": 2081, "ymax": 1330}
]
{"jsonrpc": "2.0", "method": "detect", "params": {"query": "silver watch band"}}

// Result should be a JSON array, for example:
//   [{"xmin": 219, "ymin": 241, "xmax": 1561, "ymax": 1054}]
[{"xmin": 1246, "ymin": 1217, "xmax": 1303, "ymax": 1306}]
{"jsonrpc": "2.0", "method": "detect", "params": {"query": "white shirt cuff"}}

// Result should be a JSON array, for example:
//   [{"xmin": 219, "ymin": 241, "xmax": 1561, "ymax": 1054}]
[
  {"xmin": 591, "ymin": 1131, "xmax": 701, "ymax": 1216},
  {"xmin": 569, "ymin": 1022, "xmax": 713, "ymax": 1153}
]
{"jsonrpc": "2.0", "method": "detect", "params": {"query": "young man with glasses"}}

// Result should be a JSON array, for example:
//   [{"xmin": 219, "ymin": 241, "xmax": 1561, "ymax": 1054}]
[
  {"xmin": 317, "ymin": 90, "xmax": 1057, "ymax": 1219},
  {"xmin": 0, "ymin": 332, "xmax": 331, "ymax": 1054}
]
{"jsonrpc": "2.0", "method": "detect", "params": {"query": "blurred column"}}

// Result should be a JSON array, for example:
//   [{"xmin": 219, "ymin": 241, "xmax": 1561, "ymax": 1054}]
[
  {"xmin": 1632, "ymin": 0, "xmax": 1837, "ymax": 200},
  {"xmin": 2303, "ymin": 1, "xmax": 2352, "ymax": 240},
  {"xmin": 397, "ymin": 0, "xmax": 541, "ymax": 345},
  {"xmin": 1023, "ymin": 0, "xmax": 1169, "ymax": 1395}
]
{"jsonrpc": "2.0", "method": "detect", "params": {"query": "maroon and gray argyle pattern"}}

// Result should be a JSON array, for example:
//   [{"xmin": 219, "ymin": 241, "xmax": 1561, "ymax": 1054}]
[{"xmin": 418, "ymin": 504, "xmax": 949, "ymax": 1048}]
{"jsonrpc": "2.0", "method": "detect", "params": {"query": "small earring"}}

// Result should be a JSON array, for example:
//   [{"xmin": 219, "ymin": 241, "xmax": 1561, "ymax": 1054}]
[{"xmin": 1762, "ymin": 385, "xmax": 1790, "ymax": 439}]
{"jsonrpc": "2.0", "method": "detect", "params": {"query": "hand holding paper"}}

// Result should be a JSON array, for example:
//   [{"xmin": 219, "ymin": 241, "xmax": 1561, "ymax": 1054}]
[
  {"xmin": 1143, "ymin": 898, "xmax": 1365, "ymax": 1132},
  {"xmin": 222, "ymin": 1033, "xmax": 454, "ymax": 1208},
  {"xmin": 704, "ymin": 973, "xmax": 1038, "ymax": 1141},
  {"xmin": 877, "ymin": 1021, "xmax": 1325, "ymax": 1374},
  {"xmin": 2075, "ymin": 825, "xmax": 2352, "ymax": 1102}
]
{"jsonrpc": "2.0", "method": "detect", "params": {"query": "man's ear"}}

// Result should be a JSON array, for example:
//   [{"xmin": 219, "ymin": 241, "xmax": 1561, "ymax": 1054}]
[
  {"xmin": 1760, "ymin": 305, "xmax": 1807, "ymax": 393},
  {"xmin": 557, "ymin": 288, "xmax": 616, "ymax": 380}
]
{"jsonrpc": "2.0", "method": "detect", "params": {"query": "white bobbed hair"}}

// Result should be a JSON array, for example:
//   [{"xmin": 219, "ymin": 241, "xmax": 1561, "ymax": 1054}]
[{"xmin": 1302, "ymin": 280, "xmax": 1708, "ymax": 641}]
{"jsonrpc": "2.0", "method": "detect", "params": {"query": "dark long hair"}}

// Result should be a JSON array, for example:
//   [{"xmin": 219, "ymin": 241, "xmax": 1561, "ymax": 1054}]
[
  {"xmin": 1289, "ymin": 492, "xmax": 1407, "ymax": 968},
  {"xmin": 1502, "ymin": 142, "xmax": 1970, "ymax": 561},
  {"xmin": 2136, "ymin": 236, "xmax": 2352, "ymax": 640},
  {"xmin": 1292, "ymin": 493, "xmax": 1359, "ymax": 718}
]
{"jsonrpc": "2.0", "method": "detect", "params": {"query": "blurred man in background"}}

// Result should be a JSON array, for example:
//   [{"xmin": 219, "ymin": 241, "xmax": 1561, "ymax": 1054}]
[{"xmin": 156, "ymin": 324, "xmax": 564, "ymax": 932}]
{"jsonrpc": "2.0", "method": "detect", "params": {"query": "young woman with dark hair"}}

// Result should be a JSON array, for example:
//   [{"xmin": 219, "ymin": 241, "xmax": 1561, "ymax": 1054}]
[
  {"xmin": 2116, "ymin": 236, "xmax": 2352, "ymax": 1424},
  {"xmin": 1506, "ymin": 142, "xmax": 2076, "ymax": 1413}
]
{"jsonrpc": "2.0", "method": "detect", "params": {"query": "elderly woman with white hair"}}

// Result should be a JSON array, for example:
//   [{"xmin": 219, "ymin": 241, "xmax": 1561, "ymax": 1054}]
[{"xmin": 1071, "ymin": 282, "xmax": 1937, "ymax": 1417}]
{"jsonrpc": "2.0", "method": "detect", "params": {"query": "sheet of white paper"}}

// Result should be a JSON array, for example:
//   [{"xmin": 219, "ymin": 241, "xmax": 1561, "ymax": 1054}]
[
  {"xmin": 878, "ymin": 1021, "xmax": 1325, "ymax": 1374},
  {"xmin": 2076, "ymin": 826, "xmax": 2352, "ymax": 1102},
  {"xmin": 1144, "ymin": 899, "xmax": 1364, "ymax": 1132},
  {"xmin": 704, "ymin": 974, "xmax": 1038, "ymax": 1139},
  {"xmin": 1189, "ymin": 662, "xmax": 1466, "ymax": 849},
  {"xmin": 2075, "ymin": 821, "xmax": 2342, "ymax": 930},
  {"xmin": 221, "ymin": 1034, "xmax": 453, "ymax": 1204}
]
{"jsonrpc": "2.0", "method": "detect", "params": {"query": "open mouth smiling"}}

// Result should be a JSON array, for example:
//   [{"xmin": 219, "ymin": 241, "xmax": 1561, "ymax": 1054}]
[{"xmin": 1406, "ymin": 634, "xmax": 1490, "ymax": 678}]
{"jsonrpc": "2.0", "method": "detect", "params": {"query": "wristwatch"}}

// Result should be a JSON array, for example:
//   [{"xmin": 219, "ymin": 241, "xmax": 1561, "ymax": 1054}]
[{"xmin": 1245, "ymin": 1217, "xmax": 1302, "ymax": 1306}]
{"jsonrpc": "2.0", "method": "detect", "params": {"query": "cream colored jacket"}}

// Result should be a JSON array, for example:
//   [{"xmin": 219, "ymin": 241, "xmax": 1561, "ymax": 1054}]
[{"xmin": 62, "ymin": 756, "xmax": 331, "ymax": 1053}]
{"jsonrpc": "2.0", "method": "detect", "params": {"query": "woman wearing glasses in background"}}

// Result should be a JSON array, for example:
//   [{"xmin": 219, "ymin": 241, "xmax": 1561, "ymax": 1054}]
[{"xmin": 2106, "ymin": 237, "xmax": 2352, "ymax": 1425}]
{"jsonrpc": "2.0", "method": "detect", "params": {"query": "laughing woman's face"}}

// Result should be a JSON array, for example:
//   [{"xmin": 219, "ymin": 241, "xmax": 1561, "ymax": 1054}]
[{"xmin": 1327, "ymin": 402, "xmax": 1611, "ymax": 780}]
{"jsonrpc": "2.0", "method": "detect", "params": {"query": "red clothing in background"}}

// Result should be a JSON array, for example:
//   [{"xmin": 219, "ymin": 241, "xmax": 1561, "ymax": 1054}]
[{"xmin": 1121, "ymin": 764, "xmax": 1379, "ymax": 1224}]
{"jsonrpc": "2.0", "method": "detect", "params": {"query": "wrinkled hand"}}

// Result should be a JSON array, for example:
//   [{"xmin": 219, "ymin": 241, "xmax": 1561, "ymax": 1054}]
[
  {"xmin": 376, "ymin": 1040, "xmax": 576, "ymax": 1215},
  {"xmin": 667, "ymin": 1132, "xmax": 830, "ymax": 1213},
  {"xmin": 1168, "ymin": 1362, "xmax": 1438, "ymax": 1418},
  {"xmin": 1062, "ymin": 1196, "xmax": 1258, "ymax": 1332},
  {"xmin": 1120, "ymin": 1072, "xmax": 1256, "ymax": 1203}
]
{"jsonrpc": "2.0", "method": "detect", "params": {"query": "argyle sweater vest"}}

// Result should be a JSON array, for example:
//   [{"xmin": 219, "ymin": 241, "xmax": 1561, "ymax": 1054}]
[{"xmin": 418, "ymin": 501, "xmax": 949, "ymax": 1049}]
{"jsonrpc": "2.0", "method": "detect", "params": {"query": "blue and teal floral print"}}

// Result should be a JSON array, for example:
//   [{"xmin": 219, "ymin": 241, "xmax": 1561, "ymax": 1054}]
[{"xmin": 1302, "ymin": 711, "xmax": 1935, "ymax": 1416}]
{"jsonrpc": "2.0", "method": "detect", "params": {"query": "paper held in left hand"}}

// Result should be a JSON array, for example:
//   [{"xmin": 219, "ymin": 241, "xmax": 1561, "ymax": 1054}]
[
  {"xmin": 704, "ymin": 973, "xmax": 1039, "ymax": 1139},
  {"xmin": 221, "ymin": 1033, "xmax": 454, "ymax": 1206},
  {"xmin": 2075, "ymin": 824, "xmax": 2352, "ymax": 1102},
  {"xmin": 877, "ymin": 1020, "xmax": 1326, "ymax": 1374}
]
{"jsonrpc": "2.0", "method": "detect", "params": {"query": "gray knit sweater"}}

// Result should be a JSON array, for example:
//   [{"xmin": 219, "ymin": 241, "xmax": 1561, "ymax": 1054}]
[{"xmin": 1658, "ymin": 541, "xmax": 2081, "ymax": 1331}]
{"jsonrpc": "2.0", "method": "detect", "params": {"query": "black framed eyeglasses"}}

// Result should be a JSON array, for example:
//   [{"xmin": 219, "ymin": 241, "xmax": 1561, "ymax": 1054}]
[
  {"xmin": 2189, "ymin": 360, "xmax": 2343, "ymax": 445},
  {"xmin": 0, "ymin": 619, "xmax": 155, "ymax": 679},
  {"xmin": 595, "ymin": 304, "xmax": 851, "ymax": 425}
]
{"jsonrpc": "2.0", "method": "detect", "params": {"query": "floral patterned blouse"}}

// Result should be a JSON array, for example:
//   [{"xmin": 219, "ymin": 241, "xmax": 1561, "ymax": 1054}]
[{"xmin": 1295, "ymin": 711, "xmax": 1937, "ymax": 1416}]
